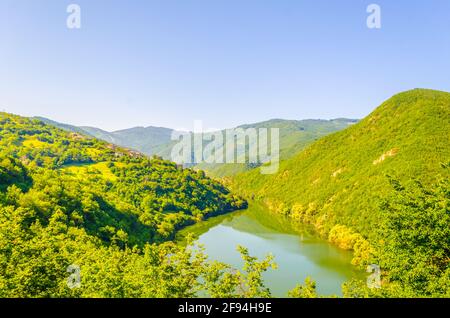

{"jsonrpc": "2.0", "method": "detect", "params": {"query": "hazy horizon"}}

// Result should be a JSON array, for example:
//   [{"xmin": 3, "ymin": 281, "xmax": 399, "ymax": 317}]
[
  {"xmin": 2, "ymin": 0, "xmax": 450, "ymax": 131},
  {"xmin": 21, "ymin": 111, "xmax": 357, "ymax": 133}
]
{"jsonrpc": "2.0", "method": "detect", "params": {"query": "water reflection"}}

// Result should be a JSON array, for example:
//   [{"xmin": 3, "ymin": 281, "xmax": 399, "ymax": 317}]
[{"xmin": 177, "ymin": 204, "xmax": 365, "ymax": 296}]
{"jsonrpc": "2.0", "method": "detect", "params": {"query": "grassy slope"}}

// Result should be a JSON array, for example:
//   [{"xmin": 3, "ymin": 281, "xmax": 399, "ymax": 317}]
[{"xmin": 232, "ymin": 89, "xmax": 450, "ymax": 241}]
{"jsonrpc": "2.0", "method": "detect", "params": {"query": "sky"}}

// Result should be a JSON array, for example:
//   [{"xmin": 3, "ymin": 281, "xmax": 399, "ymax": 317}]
[{"xmin": 1, "ymin": 0, "xmax": 450, "ymax": 131}]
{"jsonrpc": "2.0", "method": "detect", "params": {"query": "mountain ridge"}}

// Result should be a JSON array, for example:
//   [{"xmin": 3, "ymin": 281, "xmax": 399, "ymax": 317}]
[
  {"xmin": 232, "ymin": 88, "xmax": 450, "ymax": 257},
  {"xmin": 1, "ymin": 112, "xmax": 246, "ymax": 245},
  {"xmin": 34, "ymin": 116, "xmax": 358, "ymax": 176}
]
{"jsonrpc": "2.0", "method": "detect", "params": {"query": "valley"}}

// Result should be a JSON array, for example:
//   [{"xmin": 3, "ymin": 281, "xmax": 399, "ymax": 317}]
[
  {"xmin": 36, "ymin": 117, "xmax": 357, "ymax": 177},
  {"xmin": 176, "ymin": 203, "xmax": 365, "ymax": 296},
  {"xmin": 1, "ymin": 89, "xmax": 449, "ymax": 298}
]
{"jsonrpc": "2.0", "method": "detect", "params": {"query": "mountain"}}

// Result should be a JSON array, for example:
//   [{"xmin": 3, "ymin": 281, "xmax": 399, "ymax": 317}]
[
  {"xmin": 81, "ymin": 126, "xmax": 174, "ymax": 155},
  {"xmin": 232, "ymin": 89, "xmax": 450, "ymax": 258},
  {"xmin": 33, "ymin": 116, "xmax": 92, "ymax": 136},
  {"xmin": 78, "ymin": 126, "xmax": 116, "ymax": 143},
  {"xmin": 33, "ymin": 117, "xmax": 175, "ymax": 156},
  {"xmin": 1, "ymin": 112, "xmax": 246, "ymax": 245},
  {"xmin": 0, "ymin": 112, "xmax": 268, "ymax": 298},
  {"xmin": 194, "ymin": 118, "xmax": 357, "ymax": 177},
  {"xmin": 36, "ymin": 117, "xmax": 358, "ymax": 177},
  {"xmin": 3, "ymin": 90, "xmax": 449, "ymax": 298}
]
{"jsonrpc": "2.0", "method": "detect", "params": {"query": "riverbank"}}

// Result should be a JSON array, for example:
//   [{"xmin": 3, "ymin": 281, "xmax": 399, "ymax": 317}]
[{"xmin": 176, "ymin": 203, "xmax": 365, "ymax": 296}]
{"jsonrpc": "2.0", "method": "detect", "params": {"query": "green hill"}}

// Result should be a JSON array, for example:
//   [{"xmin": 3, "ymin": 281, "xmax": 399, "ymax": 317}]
[
  {"xmin": 232, "ymin": 89, "xmax": 450, "ymax": 256},
  {"xmin": 0, "ymin": 112, "xmax": 246, "ymax": 245},
  {"xmin": 177, "ymin": 118, "xmax": 357, "ymax": 177},
  {"xmin": 33, "ymin": 116, "xmax": 93, "ymax": 136},
  {"xmin": 1, "ymin": 113, "xmax": 297, "ymax": 298},
  {"xmin": 34, "ymin": 117, "xmax": 176, "ymax": 156},
  {"xmin": 82, "ymin": 125, "xmax": 175, "ymax": 155},
  {"xmin": 37, "ymin": 117, "xmax": 356, "ymax": 177},
  {"xmin": 77, "ymin": 126, "xmax": 118, "ymax": 143}
]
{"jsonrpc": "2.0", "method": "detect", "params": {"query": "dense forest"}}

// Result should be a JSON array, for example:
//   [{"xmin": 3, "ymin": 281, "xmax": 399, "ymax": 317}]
[
  {"xmin": 232, "ymin": 89, "xmax": 450, "ymax": 297},
  {"xmin": 0, "ymin": 112, "xmax": 247, "ymax": 244},
  {"xmin": 343, "ymin": 169, "xmax": 450, "ymax": 297},
  {"xmin": 38, "ymin": 116, "xmax": 356, "ymax": 178},
  {"xmin": 0, "ymin": 113, "xmax": 281, "ymax": 297},
  {"xmin": 0, "ymin": 89, "xmax": 449, "ymax": 298}
]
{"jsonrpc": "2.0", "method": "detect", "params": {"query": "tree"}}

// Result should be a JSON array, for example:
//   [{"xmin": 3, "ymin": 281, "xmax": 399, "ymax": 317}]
[{"xmin": 288, "ymin": 277, "xmax": 318, "ymax": 298}]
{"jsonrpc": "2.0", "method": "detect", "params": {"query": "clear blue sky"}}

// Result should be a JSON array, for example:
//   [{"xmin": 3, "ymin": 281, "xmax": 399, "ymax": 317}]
[{"xmin": 1, "ymin": 0, "xmax": 450, "ymax": 131}]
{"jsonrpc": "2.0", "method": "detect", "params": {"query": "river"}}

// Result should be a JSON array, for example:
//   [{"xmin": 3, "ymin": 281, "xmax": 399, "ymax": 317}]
[{"xmin": 176, "ymin": 203, "xmax": 365, "ymax": 297}]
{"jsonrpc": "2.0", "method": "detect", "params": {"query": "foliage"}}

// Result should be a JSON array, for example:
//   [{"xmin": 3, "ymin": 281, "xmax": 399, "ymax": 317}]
[
  {"xmin": 0, "ymin": 112, "xmax": 278, "ymax": 298},
  {"xmin": 2, "ymin": 88, "xmax": 449, "ymax": 298},
  {"xmin": 202, "ymin": 246, "xmax": 277, "ymax": 298},
  {"xmin": 288, "ymin": 277, "xmax": 318, "ymax": 298},
  {"xmin": 233, "ymin": 89, "xmax": 450, "ymax": 264},
  {"xmin": 376, "ymin": 170, "xmax": 450, "ymax": 297},
  {"xmin": 42, "ymin": 116, "xmax": 356, "ymax": 177},
  {"xmin": 194, "ymin": 118, "xmax": 357, "ymax": 177},
  {"xmin": 0, "ymin": 203, "xmax": 280, "ymax": 297},
  {"xmin": 343, "ymin": 166, "xmax": 450, "ymax": 297},
  {"xmin": 0, "ymin": 112, "xmax": 246, "ymax": 245}
]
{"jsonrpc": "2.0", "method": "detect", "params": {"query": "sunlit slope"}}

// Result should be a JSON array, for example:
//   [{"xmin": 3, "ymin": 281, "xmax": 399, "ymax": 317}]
[
  {"xmin": 194, "ymin": 118, "xmax": 357, "ymax": 177},
  {"xmin": 0, "ymin": 112, "xmax": 246, "ymax": 245},
  {"xmin": 233, "ymin": 89, "xmax": 450, "ymax": 240},
  {"xmin": 35, "ymin": 116, "xmax": 357, "ymax": 177}
]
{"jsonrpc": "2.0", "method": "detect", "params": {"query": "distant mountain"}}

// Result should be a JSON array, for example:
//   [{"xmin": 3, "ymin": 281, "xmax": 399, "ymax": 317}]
[
  {"xmin": 78, "ymin": 126, "xmax": 117, "ymax": 143},
  {"xmin": 2, "ymin": 112, "xmax": 245, "ymax": 246},
  {"xmin": 194, "ymin": 118, "xmax": 358, "ymax": 177},
  {"xmin": 81, "ymin": 126, "xmax": 174, "ymax": 155},
  {"xmin": 35, "ymin": 117, "xmax": 357, "ymax": 176},
  {"xmin": 33, "ymin": 117, "xmax": 92, "ymax": 136},
  {"xmin": 33, "ymin": 117, "xmax": 175, "ymax": 156}
]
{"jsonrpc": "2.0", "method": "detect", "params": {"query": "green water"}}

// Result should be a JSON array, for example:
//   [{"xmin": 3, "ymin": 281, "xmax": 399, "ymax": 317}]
[{"xmin": 177, "ymin": 204, "xmax": 365, "ymax": 297}]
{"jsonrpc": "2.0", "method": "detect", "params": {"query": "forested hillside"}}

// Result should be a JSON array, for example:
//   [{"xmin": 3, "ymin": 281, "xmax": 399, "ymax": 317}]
[
  {"xmin": 0, "ymin": 112, "xmax": 246, "ymax": 245},
  {"xmin": 233, "ymin": 89, "xmax": 450, "ymax": 271},
  {"xmin": 38, "ymin": 117, "xmax": 356, "ymax": 177},
  {"xmin": 1, "ymin": 89, "xmax": 449, "ymax": 298},
  {"xmin": 81, "ymin": 125, "xmax": 174, "ymax": 155},
  {"xmin": 195, "ymin": 118, "xmax": 357, "ymax": 177},
  {"xmin": 0, "ymin": 112, "xmax": 262, "ymax": 297},
  {"xmin": 35, "ymin": 116, "xmax": 175, "ymax": 156}
]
